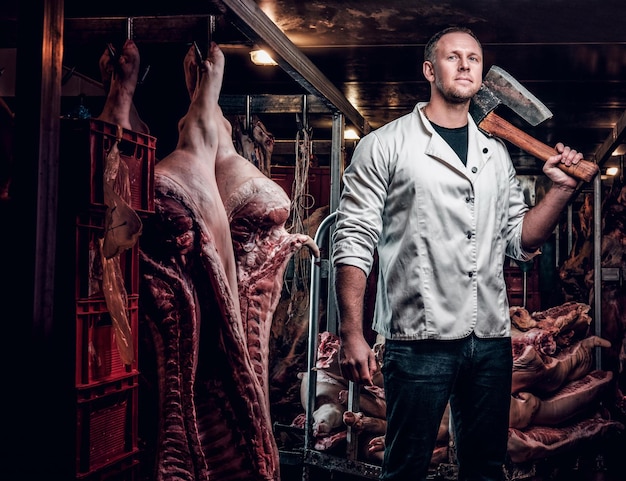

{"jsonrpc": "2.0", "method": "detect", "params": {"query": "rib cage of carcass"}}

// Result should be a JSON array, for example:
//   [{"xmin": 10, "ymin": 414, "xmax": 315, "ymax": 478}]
[{"xmin": 137, "ymin": 42, "xmax": 318, "ymax": 481}]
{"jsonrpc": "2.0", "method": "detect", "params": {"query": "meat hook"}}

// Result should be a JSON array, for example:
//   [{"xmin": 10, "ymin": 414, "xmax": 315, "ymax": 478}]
[
  {"xmin": 107, "ymin": 43, "xmax": 118, "ymax": 62},
  {"xmin": 62, "ymin": 66, "xmax": 76, "ymax": 85},
  {"xmin": 193, "ymin": 41, "xmax": 204, "ymax": 64},
  {"xmin": 138, "ymin": 65, "xmax": 151, "ymax": 85}
]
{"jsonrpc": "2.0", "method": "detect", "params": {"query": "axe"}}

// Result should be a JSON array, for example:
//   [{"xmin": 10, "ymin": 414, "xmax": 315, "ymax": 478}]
[{"xmin": 470, "ymin": 66, "xmax": 599, "ymax": 182}]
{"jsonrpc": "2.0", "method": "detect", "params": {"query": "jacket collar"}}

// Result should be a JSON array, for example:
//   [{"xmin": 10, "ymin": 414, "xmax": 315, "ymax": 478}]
[{"xmin": 417, "ymin": 102, "xmax": 494, "ymax": 178}]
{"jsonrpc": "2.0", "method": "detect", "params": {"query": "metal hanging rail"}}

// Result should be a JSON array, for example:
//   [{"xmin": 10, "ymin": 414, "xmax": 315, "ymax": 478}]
[{"xmin": 220, "ymin": 0, "xmax": 370, "ymax": 136}]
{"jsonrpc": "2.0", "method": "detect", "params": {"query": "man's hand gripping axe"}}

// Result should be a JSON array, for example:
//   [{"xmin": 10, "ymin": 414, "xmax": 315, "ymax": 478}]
[{"xmin": 470, "ymin": 66, "xmax": 599, "ymax": 182}]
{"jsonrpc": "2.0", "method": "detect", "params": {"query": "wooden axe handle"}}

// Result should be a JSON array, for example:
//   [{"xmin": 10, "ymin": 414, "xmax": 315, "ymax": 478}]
[{"xmin": 479, "ymin": 111, "xmax": 599, "ymax": 183}]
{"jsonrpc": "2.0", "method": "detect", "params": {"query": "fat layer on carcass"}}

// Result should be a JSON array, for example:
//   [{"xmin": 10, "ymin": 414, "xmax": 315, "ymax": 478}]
[{"xmin": 138, "ymin": 42, "xmax": 316, "ymax": 481}]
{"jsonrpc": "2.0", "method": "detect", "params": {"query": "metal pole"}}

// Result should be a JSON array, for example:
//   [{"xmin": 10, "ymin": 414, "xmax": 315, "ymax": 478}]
[
  {"xmin": 326, "ymin": 112, "xmax": 344, "ymax": 334},
  {"xmin": 303, "ymin": 212, "xmax": 337, "ymax": 480},
  {"xmin": 593, "ymin": 171, "xmax": 602, "ymax": 370}
]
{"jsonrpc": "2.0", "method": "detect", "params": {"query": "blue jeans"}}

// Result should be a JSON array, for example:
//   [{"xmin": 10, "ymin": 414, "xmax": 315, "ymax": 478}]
[{"xmin": 381, "ymin": 333, "xmax": 512, "ymax": 481}]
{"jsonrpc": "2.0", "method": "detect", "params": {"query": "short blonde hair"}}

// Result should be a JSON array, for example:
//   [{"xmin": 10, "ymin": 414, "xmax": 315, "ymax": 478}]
[{"xmin": 424, "ymin": 26, "xmax": 482, "ymax": 64}]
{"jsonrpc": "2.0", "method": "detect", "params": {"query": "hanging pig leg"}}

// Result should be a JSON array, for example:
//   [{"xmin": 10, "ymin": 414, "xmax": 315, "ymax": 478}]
[
  {"xmin": 96, "ymin": 39, "xmax": 149, "ymax": 134},
  {"xmin": 157, "ymin": 42, "xmax": 239, "ymax": 309}
]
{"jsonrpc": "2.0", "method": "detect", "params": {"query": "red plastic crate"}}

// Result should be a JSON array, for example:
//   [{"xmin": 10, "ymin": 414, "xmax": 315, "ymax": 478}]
[
  {"xmin": 75, "ymin": 296, "xmax": 139, "ymax": 387},
  {"xmin": 507, "ymin": 291, "xmax": 541, "ymax": 313},
  {"xmin": 75, "ymin": 211, "xmax": 140, "ymax": 298},
  {"xmin": 76, "ymin": 455, "xmax": 139, "ymax": 481},
  {"xmin": 61, "ymin": 118, "xmax": 155, "ymax": 214},
  {"xmin": 504, "ymin": 269, "xmax": 539, "ymax": 292},
  {"xmin": 76, "ymin": 382, "xmax": 138, "ymax": 475}
]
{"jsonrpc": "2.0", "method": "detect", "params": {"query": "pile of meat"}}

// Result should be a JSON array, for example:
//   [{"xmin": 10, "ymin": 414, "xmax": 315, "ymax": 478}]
[
  {"xmin": 297, "ymin": 301, "xmax": 624, "ymax": 468},
  {"xmin": 293, "ymin": 331, "xmax": 450, "ymax": 467},
  {"xmin": 508, "ymin": 302, "xmax": 623, "ymax": 463}
]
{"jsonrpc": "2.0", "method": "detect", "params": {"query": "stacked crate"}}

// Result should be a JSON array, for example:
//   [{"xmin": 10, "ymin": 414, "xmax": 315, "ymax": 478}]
[
  {"xmin": 504, "ymin": 257, "xmax": 541, "ymax": 312},
  {"xmin": 59, "ymin": 119, "xmax": 155, "ymax": 480}
]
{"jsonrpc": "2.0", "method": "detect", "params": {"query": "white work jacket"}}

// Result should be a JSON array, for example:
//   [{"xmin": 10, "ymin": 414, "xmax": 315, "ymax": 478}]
[{"xmin": 332, "ymin": 102, "xmax": 537, "ymax": 340}]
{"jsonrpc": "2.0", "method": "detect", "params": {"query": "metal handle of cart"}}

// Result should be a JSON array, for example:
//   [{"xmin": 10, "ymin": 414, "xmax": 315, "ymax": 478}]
[
  {"xmin": 303, "ymin": 211, "xmax": 382, "ymax": 480},
  {"xmin": 304, "ymin": 211, "xmax": 337, "ymax": 448}
]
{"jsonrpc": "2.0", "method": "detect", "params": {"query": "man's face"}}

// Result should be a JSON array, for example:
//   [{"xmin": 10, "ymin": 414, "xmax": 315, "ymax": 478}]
[{"xmin": 427, "ymin": 32, "xmax": 483, "ymax": 103}]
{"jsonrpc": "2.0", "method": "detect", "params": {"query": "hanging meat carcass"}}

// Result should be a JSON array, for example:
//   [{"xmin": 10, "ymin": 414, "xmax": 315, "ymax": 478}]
[
  {"xmin": 596, "ymin": 179, "xmax": 626, "ymax": 405},
  {"xmin": 92, "ymin": 39, "xmax": 147, "ymax": 366},
  {"xmin": 558, "ymin": 176, "xmax": 626, "ymax": 415},
  {"xmin": 233, "ymin": 114, "xmax": 274, "ymax": 178},
  {"xmin": 138, "ymin": 42, "xmax": 317, "ymax": 481}
]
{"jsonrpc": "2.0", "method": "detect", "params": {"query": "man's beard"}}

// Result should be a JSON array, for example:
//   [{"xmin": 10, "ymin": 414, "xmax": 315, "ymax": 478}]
[{"xmin": 435, "ymin": 78, "xmax": 475, "ymax": 104}]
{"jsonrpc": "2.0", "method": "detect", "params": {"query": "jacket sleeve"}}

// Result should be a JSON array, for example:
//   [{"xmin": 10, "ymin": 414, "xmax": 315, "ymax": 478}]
[
  {"xmin": 502, "ymin": 141, "xmax": 539, "ymax": 262},
  {"xmin": 332, "ymin": 131, "xmax": 389, "ymax": 276}
]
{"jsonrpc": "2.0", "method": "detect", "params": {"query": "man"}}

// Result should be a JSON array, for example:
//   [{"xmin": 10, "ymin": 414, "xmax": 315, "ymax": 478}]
[{"xmin": 332, "ymin": 26, "xmax": 583, "ymax": 481}]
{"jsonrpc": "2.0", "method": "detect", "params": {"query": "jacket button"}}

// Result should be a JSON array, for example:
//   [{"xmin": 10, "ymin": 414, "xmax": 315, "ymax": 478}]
[
  {"xmin": 483, "ymin": 148, "xmax": 488, "ymax": 153},
  {"xmin": 471, "ymin": 167, "xmax": 478, "ymax": 173}
]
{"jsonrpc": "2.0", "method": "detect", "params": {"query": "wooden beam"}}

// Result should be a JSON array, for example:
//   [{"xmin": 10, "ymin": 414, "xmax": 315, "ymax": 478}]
[
  {"xmin": 220, "ymin": 0, "xmax": 370, "ymax": 135},
  {"xmin": 6, "ymin": 1, "xmax": 72, "ymax": 476}
]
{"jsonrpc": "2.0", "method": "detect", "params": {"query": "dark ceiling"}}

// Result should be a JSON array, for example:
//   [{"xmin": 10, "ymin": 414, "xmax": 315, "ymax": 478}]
[{"xmin": 1, "ymin": 0, "xmax": 626, "ymax": 178}]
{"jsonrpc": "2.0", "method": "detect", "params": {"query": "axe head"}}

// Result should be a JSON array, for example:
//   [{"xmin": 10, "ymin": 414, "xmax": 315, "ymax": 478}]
[{"xmin": 470, "ymin": 65, "xmax": 553, "ymax": 127}]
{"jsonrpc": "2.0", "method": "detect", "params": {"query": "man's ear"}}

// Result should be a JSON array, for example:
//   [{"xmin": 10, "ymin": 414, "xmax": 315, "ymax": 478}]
[{"xmin": 423, "ymin": 61, "xmax": 434, "ymax": 81}]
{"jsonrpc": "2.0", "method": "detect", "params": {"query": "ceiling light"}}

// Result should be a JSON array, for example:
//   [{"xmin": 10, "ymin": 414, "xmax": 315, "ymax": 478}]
[
  {"xmin": 606, "ymin": 166, "xmax": 619, "ymax": 176},
  {"xmin": 344, "ymin": 128, "xmax": 360, "ymax": 140},
  {"xmin": 249, "ymin": 48, "xmax": 277, "ymax": 66},
  {"xmin": 611, "ymin": 145, "xmax": 625, "ymax": 155}
]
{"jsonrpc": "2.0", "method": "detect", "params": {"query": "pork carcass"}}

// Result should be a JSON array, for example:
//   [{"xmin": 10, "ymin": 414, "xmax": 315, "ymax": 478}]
[
  {"xmin": 139, "ymin": 42, "xmax": 315, "ymax": 481},
  {"xmin": 93, "ymin": 39, "xmax": 146, "ymax": 366},
  {"xmin": 509, "ymin": 370, "xmax": 613, "ymax": 429},
  {"xmin": 510, "ymin": 302, "xmax": 592, "ymax": 356},
  {"xmin": 232, "ymin": 115, "xmax": 274, "ymax": 177},
  {"xmin": 532, "ymin": 370, "xmax": 614, "ymax": 426},
  {"xmin": 297, "ymin": 332, "xmax": 386, "ymax": 453},
  {"xmin": 512, "ymin": 335, "xmax": 611, "ymax": 395},
  {"xmin": 297, "ymin": 331, "xmax": 450, "ymax": 466},
  {"xmin": 559, "ymin": 193, "xmax": 594, "ymax": 301},
  {"xmin": 214, "ymin": 104, "xmax": 317, "ymax": 408},
  {"xmin": 507, "ymin": 415, "xmax": 624, "ymax": 464}
]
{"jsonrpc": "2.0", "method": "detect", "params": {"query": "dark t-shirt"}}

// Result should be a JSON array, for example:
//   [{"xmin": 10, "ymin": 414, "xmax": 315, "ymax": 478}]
[{"xmin": 431, "ymin": 122, "xmax": 469, "ymax": 166}]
